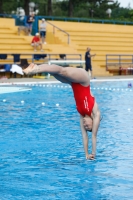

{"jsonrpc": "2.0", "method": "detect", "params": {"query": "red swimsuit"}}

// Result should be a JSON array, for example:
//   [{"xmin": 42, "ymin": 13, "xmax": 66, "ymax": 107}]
[{"xmin": 71, "ymin": 83, "xmax": 95, "ymax": 116}]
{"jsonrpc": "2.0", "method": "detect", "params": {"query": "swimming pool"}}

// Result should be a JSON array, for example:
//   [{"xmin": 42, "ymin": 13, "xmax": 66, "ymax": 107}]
[{"xmin": 0, "ymin": 80, "xmax": 133, "ymax": 200}]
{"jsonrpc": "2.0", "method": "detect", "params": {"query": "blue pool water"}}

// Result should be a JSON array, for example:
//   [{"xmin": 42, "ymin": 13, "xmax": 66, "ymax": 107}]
[{"xmin": 0, "ymin": 81, "xmax": 133, "ymax": 200}]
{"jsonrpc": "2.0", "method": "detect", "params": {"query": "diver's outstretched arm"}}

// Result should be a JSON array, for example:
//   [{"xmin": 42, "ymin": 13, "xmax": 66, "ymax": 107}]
[
  {"xmin": 91, "ymin": 103, "xmax": 101, "ymax": 156},
  {"xmin": 80, "ymin": 115, "xmax": 95, "ymax": 160}
]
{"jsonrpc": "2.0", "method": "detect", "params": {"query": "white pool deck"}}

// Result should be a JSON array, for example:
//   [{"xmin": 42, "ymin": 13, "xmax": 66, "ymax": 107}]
[{"xmin": 0, "ymin": 76, "xmax": 133, "ymax": 85}]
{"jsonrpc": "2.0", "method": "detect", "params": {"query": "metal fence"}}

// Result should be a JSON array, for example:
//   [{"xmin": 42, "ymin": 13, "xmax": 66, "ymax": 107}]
[{"xmin": 106, "ymin": 54, "xmax": 133, "ymax": 75}]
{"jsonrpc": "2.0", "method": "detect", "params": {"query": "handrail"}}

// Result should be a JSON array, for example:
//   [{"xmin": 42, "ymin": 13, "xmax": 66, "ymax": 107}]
[
  {"xmin": 106, "ymin": 54, "xmax": 133, "ymax": 71},
  {"xmin": 46, "ymin": 21, "xmax": 70, "ymax": 44},
  {"xmin": 0, "ymin": 53, "xmax": 82, "ymax": 63}
]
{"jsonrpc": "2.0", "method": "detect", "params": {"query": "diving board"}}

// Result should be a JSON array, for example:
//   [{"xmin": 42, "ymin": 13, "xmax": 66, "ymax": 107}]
[
  {"xmin": 48, "ymin": 60, "xmax": 85, "ymax": 65},
  {"xmin": 0, "ymin": 87, "xmax": 32, "ymax": 94}
]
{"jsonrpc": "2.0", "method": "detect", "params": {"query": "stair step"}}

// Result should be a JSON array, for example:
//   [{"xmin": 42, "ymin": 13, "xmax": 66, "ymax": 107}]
[
  {"xmin": 71, "ymin": 37, "xmax": 133, "ymax": 42},
  {"xmin": 0, "ymin": 40, "xmax": 28, "ymax": 44},
  {"xmin": 78, "ymin": 42, "xmax": 133, "ymax": 46},
  {"xmin": 78, "ymin": 47, "xmax": 133, "ymax": 51},
  {"xmin": 69, "ymin": 32, "xmax": 133, "ymax": 37},
  {"xmin": 0, "ymin": 30, "xmax": 17, "ymax": 34}
]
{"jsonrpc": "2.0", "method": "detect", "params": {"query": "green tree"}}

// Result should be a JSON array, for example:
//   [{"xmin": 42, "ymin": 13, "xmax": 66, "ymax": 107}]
[
  {"xmin": 23, "ymin": 0, "xmax": 30, "ymax": 15},
  {"xmin": 47, "ymin": 0, "xmax": 52, "ymax": 15},
  {"xmin": 0, "ymin": 0, "xmax": 132, "ymax": 21},
  {"xmin": 68, "ymin": 0, "xmax": 73, "ymax": 17},
  {"xmin": 129, "ymin": 9, "xmax": 133, "ymax": 20},
  {"xmin": 0, "ymin": 0, "xmax": 4, "ymax": 13},
  {"xmin": 87, "ymin": 0, "xmax": 120, "ymax": 18},
  {"xmin": 112, "ymin": 7, "xmax": 131, "ymax": 20},
  {"xmin": 67, "ymin": 0, "xmax": 87, "ymax": 17}
]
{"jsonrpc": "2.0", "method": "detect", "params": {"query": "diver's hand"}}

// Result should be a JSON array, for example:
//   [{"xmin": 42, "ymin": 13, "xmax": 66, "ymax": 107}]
[{"xmin": 86, "ymin": 154, "xmax": 95, "ymax": 160}]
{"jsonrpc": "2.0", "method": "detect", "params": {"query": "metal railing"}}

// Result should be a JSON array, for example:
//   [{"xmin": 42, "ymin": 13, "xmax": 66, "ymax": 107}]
[
  {"xmin": 106, "ymin": 54, "xmax": 133, "ymax": 71},
  {"xmin": 0, "ymin": 53, "xmax": 82, "ymax": 65},
  {"xmin": 47, "ymin": 53, "xmax": 82, "ymax": 60},
  {"xmin": 1, "ymin": 14, "xmax": 133, "ymax": 25},
  {"xmin": 35, "ymin": 15, "xmax": 133, "ymax": 25},
  {"xmin": 0, "ymin": 53, "xmax": 83, "ymax": 78},
  {"xmin": 46, "ymin": 21, "xmax": 70, "ymax": 44}
]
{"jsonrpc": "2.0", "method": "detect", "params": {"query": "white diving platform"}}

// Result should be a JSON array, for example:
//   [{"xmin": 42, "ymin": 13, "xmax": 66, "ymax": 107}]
[
  {"xmin": 48, "ymin": 60, "xmax": 85, "ymax": 65},
  {"xmin": 0, "ymin": 87, "xmax": 32, "ymax": 94}
]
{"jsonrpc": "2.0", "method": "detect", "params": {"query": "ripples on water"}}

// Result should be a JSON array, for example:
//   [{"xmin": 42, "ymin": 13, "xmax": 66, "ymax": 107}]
[{"xmin": 0, "ymin": 82, "xmax": 133, "ymax": 200}]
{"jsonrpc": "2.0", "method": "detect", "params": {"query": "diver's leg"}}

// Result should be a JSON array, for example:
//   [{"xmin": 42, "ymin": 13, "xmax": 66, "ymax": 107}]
[{"xmin": 23, "ymin": 63, "xmax": 90, "ymax": 85}]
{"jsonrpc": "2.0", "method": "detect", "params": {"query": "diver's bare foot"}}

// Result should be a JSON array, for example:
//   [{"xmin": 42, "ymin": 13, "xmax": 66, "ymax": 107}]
[{"xmin": 23, "ymin": 63, "xmax": 38, "ymax": 75}]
